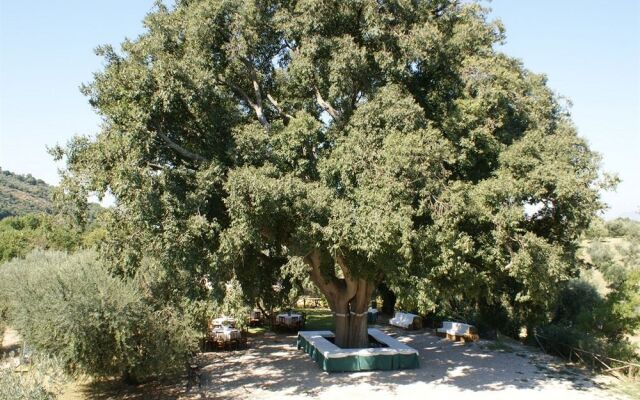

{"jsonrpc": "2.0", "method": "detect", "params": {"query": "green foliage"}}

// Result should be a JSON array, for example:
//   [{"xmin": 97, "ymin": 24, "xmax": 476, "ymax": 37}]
[
  {"xmin": 0, "ymin": 354, "xmax": 68, "ymax": 400},
  {"xmin": 583, "ymin": 217, "xmax": 608, "ymax": 240},
  {"xmin": 605, "ymin": 218, "xmax": 640, "ymax": 240},
  {"xmin": 219, "ymin": 278, "xmax": 251, "ymax": 330},
  {"xmin": 0, "ymin": 169, "xmax": 53, "ymax": 219},
  {"xmin": 0, "ymin": 214, "xmax": 83, "ymax": 262},
  {"xmin": 54, "ymin": 0, "xmax": 608, "ymax": 336},
  {"xmin": 0, "ymin": 250, "xmax": 196, "ymax": 383},
  {"xmin": 585, "ymin": 217, "xmax": 640, "ymax": 242},
  {"xmin": 539, "ymin": 239, "xmax": 640, "ymax": 364},
  {"xmin": 0, "ymin": 206, "xmax": 108, "ymax": 263}
]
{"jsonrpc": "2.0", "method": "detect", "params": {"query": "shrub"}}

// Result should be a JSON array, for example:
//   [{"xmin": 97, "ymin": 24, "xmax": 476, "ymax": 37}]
[
  {"xmin": 220, "ymin": 278, "xmax": 251, "ymax": 331},
  {"xmin": 0, "ymin": 250, "xmax": 197, "ymax": 383},
  {"xmin": 552, "ymin": 279, "xmax": 602, "ymax": 327},
  {"xmin": 0, "ymin": 214, "xmax": 83, "ymax": 262},
  {"xmin": 538, "ymin": 273, "xmax": 640, "ymax": 366},
  {"xmin": 606, "ymin": 218, "xmax": 640, "ymax": 239},
  {"xmin": 0, "ymin": 354, "xmax": 68, "ymax": 400}
]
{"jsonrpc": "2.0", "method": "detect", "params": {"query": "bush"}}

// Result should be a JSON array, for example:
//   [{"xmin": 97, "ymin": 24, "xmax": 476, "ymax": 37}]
[
  {"xmin": 538, "ymin": 273, "xmax": 640, "ymax": 366},
  {"xmin": 536, "ymin": 324, "xmax": 639, "ymax": 368},
  {"xmin": 552, "ymin": 279, "xmax": 602, "ymax": 327},
  {"xmin": 0, "ymin": 214, "xmax": 83, "ymax": 262},
  {"xmin": 0, "ymin": 250, "xmax": 197, "ymax": 383},
  {"xmin": 606, "ymin": 218, "xmax": 640, "ymax": 240},
  {"xmin": 0, "ymin": 354, "xmax": 68, "ymax": 400}
]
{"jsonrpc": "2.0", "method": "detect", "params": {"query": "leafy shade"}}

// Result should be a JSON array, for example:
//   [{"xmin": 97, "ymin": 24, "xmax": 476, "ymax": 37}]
[{"xmin": 55, "ymin": 0, "xmax": 610, "ymax": 346}]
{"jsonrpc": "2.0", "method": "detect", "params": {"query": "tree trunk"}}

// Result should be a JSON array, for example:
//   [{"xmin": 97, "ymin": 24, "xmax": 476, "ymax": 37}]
[
  {"xmin": 304, "ymin": 250, "xmax": 375, "ymax": 348},
  {"xmin": 377, "ymin": 283, "xmax": 396, "ymax": 316},
  {"xmin": 332, "ymin": 279, "xmax": 373, "ymax": 348}
]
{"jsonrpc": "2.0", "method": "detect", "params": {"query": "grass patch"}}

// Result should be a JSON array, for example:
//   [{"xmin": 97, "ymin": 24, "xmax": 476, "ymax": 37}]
[
  {"xmin": 247, "ymin": 326, "xmax": 266, "ymax": 335},
  {"xmin": 300, "ymin": 308, "xmax": 334, "ymax": 331}
]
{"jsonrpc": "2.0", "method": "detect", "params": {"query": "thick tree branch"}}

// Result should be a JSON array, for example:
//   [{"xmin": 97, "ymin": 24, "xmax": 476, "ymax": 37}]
[
  {"xmin": 315, "ymin": 88, "xmax": 342, "ymax": 121},
  {"xmin": 155, "ymin": 128, "xmax": 208, "ymax": 163},
  {"xmin": 335, "ymin": 253, "xmax": 358, "ymax": 303},
  {"xmin": 218, "ymin": 75, "xmax": 255, "ymax": 107},
  {"xmin": 304, "ymin": 249, "xmax": 341, "ymax": 310},
  {"xmin": 242, "ymin": 59, "xmax": 270, "ymax": 129},
  {"xmin": 218, "ymin": 72, "xmax": 270, "ymax": 129},
  {"xmin": 267, "ymin": 93, "xmax": 294, "ymax": 121}
]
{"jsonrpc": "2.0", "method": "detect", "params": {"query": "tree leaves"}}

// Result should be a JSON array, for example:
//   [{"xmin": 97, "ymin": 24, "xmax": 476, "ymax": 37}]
[{"xmin": 56, "ymin": 0, "xmax": 607, "ymax": 330}]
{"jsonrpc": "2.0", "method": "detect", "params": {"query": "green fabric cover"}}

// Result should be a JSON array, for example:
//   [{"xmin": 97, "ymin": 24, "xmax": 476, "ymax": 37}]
[{"xmin": 297, "ymin": 333, "xmax": 420, "ymax": 372}]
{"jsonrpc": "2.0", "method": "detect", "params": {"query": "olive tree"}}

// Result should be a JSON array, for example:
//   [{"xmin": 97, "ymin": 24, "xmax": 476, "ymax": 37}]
[{"xmin": 55, "ymin": 0, "xmax": 609, "ymax": 348}]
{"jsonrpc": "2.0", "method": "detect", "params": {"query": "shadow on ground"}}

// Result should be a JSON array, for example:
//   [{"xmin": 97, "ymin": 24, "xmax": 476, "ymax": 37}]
[
  {"xmin": 80, "ymin": 377, "xmax": 202, "ymax": 400},
  {"xmin": 188, "ymin": 326, "xmax": 610, "ymax": 399},
  {"xmin": 76, "ymin": 326, "xmax": 615, "ymax": 400}
]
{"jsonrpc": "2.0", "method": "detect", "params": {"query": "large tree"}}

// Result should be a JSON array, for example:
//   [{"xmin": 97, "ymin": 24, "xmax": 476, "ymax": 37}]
[{"xmin": 56, "ymin": 0, "xmax": 609, "ymax": 348}]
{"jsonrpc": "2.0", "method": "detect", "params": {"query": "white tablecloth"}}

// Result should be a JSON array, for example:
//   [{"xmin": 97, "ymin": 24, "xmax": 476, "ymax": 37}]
[
  {"xmin": 212, "ymin": 327, "xmax": 241, "ymax": 341},
  {"xmin": 276, "ymin": 313, "xmax": 302, "ymax": 326}
]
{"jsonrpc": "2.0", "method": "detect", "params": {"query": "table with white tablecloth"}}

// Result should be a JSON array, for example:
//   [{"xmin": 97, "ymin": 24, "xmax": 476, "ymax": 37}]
[
  {"xmin": 211, "ymin": 327, "xmax": 241, "ymax": 342},
  {"xmin": 276, "ymin": 313, "xmax": 302, "ymax": 328}
]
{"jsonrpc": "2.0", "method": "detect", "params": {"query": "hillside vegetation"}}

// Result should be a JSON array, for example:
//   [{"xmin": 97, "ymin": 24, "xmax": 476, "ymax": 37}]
[
  {"xmin": 0, "ymin": 169, "xmax": 54, "ymax": 219},
  {"xmin": 536, "ymin": 218, "xmax": 640, "ymax": 364}
]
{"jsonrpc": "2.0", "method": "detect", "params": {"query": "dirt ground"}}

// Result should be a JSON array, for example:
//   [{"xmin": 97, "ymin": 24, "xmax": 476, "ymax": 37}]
[
  {"xmin": 2, "ymin": 326, "xmax": 634, "ymax": 400},
  {"xmin": 186, "ymin": 326, "xmax": 629, "ymax": 400}
]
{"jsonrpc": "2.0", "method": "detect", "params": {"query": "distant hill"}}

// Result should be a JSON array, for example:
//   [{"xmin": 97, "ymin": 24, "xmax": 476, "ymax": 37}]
[{"xmin": 0, "ymin": 168, "xmax": 54, "ymax": 219}]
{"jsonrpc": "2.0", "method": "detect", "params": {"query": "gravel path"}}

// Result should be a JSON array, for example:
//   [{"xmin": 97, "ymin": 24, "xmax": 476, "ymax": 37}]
[{"xmin": 193, "ymin": 326, "xmax": 628, "ymax": 400}]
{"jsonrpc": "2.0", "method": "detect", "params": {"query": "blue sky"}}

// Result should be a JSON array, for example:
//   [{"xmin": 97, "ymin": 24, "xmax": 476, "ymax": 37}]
[{"xmin": 1, "ymin": 1, "xmax": 638, "ymax": 219}]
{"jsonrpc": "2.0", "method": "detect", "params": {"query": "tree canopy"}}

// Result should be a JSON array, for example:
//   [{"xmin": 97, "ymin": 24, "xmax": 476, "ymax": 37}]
[{"xmin": 55, "ymin": 0, "xmax": 610, "ymax": 347}]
